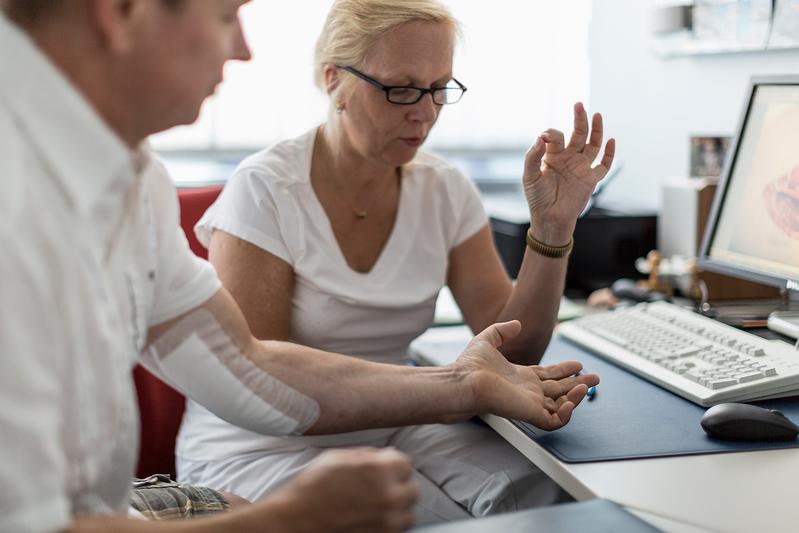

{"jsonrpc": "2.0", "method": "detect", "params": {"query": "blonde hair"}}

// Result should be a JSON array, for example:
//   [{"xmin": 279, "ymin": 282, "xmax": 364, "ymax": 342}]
[{"xmin": 314, "ymin": 0, "xmax": 460, "ymax": 95}]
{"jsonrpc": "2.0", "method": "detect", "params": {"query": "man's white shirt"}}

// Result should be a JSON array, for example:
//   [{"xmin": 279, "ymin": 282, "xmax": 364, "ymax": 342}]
[{"xmin": 0, "ymin": 13, "xmax": 220, "ymax": 532}]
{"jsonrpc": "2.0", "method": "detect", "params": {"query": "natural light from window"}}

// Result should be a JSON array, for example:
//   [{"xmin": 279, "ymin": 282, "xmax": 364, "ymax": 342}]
[{"xmin": 150, "ymin": 1, "xmax": 592, "ymax": 152}]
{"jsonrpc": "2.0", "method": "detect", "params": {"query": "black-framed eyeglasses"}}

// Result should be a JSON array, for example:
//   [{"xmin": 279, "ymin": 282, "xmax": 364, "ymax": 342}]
[{"xmin": 337, "ymin": 65, "xmax": 467, "ymax": 105}]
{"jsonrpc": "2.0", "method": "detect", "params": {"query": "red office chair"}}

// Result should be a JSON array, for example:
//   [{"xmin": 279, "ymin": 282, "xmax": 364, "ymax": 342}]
[{"xmin": 134, "ymin": 184, "xmax": 223, "ymax": 479}]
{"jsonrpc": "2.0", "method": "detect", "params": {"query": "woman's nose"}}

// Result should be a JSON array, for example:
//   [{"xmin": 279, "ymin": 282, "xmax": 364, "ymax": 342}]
[{"xmin": 408, "ymin": 92, "xmax": 439, "ymax": 122}]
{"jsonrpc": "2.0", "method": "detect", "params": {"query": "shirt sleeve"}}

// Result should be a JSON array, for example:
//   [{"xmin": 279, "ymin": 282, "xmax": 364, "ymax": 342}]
[
  {"xmin": 448, "ymin": 167, "xmax": 489, "ymax": 249},
  {"xmin": 195, "ymin": 165, "xmax": 293, "ymax": 265},
  {"xmin": 0, "ymin": 229, "xmax": 71, "ymax": 533},
  {"xmin": 147, "ymin": 160, "xmax": 222, "ymax": 326}
]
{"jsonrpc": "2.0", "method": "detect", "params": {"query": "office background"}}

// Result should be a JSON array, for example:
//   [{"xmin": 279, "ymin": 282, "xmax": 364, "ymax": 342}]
[
  {"xmin": 151, "ymin": 1, "xmax": 591, "ymax": 188},
  {"xmin": 153, "ymin": 0, "xmax": 799, "ymax": 210}
]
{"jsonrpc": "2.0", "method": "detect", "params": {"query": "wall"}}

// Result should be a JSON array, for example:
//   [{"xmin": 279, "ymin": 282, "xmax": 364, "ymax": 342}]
[
  {"xmin": 153, "ymin": 1, "xmax": 591, "ymax": 152},
  {"xmin": 589, "ymin": 0, "xmax": 799, "ymax": 210}
]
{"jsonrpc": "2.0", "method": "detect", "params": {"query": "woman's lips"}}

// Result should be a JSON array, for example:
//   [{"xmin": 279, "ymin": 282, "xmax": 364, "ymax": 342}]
[
  {"xmin": 400, "ymin": 137, "xmax": 423, "ymax": 147},
  {"xmin": 764, "ymin": 164, "xmax": 799, "ymax": 240}
]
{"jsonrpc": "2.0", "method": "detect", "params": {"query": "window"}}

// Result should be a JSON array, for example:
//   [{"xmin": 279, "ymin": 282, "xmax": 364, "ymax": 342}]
[{"xmin": 151, "ymin": 1, "xmax": 592, "ymax": 182}]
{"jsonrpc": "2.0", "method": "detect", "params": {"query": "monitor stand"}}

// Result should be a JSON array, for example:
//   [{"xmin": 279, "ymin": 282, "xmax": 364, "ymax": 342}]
[{"xmin": 768, "ymin": 290, "xmax": 799, "ymax": 340}]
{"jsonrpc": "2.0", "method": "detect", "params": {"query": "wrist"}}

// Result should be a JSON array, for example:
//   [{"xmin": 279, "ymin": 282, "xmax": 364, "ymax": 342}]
[
  {"xmin": 445, "ymin": 363, "xmax": 482, "ymax": 418},
  {"xmin": 526, "ymin": 229, "xmax": 573, "ymax": 259},
  {"xmin": 250, "ymin": 486, "xmax": 320, "ymax": 533},
  {"xmin": 527, "ymin": 223, "xmax": 574, "ymax": 247}
]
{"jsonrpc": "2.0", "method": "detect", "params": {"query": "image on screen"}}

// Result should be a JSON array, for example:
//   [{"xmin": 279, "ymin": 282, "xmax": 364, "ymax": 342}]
[{"xmin": 707, "ymin": 84, "xmax": 799, "ymax": 284}]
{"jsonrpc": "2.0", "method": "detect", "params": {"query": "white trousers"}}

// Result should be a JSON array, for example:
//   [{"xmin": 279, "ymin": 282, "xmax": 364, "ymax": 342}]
[{"xmin": 178, "ymin": 421, "xmax": 565, "ymax": 525}]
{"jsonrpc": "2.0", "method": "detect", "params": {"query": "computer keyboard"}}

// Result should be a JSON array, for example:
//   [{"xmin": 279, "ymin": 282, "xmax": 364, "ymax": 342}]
[{"xmin": 558, "ymin": 301, "xmax": 799, "ymax": 406}]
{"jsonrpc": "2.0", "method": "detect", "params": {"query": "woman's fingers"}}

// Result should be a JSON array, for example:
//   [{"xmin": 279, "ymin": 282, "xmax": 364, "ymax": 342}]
[
  {"xmin": 567, "ymin": 102, "xmax": 590, "ymax": 151},
  {"xmin": 541, "ymin": 128, "xmax": 566, "ymax": 154},
  {"xmin": 523, "ymin": 136, "xmax": 545, "ymax": 180},
  {"xmin": 583, "ymin": 112, "xmax": 604, "ymax": 161},
  {"xmin": 592, "ymin": 138, "xmax": 616, "ymax": 180}
]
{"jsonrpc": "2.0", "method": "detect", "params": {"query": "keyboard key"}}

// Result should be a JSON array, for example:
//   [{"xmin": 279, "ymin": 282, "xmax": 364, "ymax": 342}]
[
  {"xmin": 738, "ymin": 372, "xmax": 765, "ymax": 383},
  {"xmin": 684, "ymin": 371, "xmax": 703, "ymax": 383},
  {"xmin": 591, "ymin": 327, "xmax": 629, "ymax": 347},
  {"xmin": 708, "ymin": 379, "xmax": 738, "ymax": 389}
]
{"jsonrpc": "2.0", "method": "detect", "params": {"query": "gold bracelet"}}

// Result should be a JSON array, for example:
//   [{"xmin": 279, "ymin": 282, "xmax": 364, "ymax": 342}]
[{"xmin": 525, "ymin": 229, "xmax": 573, "ymax": 258}]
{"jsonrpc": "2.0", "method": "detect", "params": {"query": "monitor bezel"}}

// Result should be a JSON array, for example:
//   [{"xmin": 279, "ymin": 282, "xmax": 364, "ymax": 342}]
[{"xmin": 697, "ymin": 75, "xmax": 799, "ymax": 292}]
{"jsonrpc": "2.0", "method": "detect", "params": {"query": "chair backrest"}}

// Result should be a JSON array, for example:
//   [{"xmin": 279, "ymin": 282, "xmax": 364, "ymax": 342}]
[{"xmin": 134, "ymin": 184, "xmax": 223, "ymax": 479}]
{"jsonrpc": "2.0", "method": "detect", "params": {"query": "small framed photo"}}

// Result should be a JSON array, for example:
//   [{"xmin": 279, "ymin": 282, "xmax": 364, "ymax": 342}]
[{"xmin": 689, "ymin": 135, "xmax": 731, "ymax": 177}]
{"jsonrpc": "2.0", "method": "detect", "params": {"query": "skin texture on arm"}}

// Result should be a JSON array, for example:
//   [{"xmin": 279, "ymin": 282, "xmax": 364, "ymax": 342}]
[
  {"xmin": 208, "ymin": 229, "xmax": 294, "ymax": 340},
  {"xmin": 146, "ymin": 288, "xmax": 599, "ymax": 435},
  {"xmin": 446, "ymin": 225, "xmax": 566, "ymax": 365},
  {"xmin": 447, "ymin": 103, "xmax": 616, "ymax": 365}
]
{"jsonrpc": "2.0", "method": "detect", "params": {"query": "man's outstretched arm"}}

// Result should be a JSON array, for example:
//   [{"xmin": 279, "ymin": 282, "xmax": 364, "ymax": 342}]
[{"xmin": 144, "ymin": 288, "xmax": 599, "ymax": 436}]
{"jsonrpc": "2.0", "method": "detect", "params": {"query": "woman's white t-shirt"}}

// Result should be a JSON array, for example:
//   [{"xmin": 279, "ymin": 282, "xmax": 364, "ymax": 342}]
[{"xmin": 178, "ymin": 128, "xmax": 487, "ymax": 460}]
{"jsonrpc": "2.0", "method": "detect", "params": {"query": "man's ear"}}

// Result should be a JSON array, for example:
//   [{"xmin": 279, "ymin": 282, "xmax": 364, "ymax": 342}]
[
  {"xmin": 90, "ymin": 0, "xmax": 147, "ymax": 54},
  {"xmin": 323, "ymin": 64, "xmax": 342, "ymax": 96}
]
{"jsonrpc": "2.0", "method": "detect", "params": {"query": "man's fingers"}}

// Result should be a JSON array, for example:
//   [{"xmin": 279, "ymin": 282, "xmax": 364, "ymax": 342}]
[
  {"xmin": 374, "ymin": 448, "xmax": 414, "ymax": 481},
  {"xmin": 555, "ymin": 401, "xmax": 575, "ymax": 426},
  {"xmin": 389, "ymin": 480, "xmax": 419, "ymax": 510},
  {"xmin": 473, "ymin": 320, "xmax": 522, "ymax": 350},
  {"xmin": 541, "ymin": 128, "xmax": 565, "ymax": 154},
  {"xmin": 543, "ymin": 396, "xmax": 558, "ymax": 413},
  {"xmin": 534, "ymin": 360, "xmax": 584, "ymax": 380},
  {"xmin": 554, "ymin": 383, "xmax": 589, "ymax": 409},
  {"xmin": 540, "ymin": 373, "xmax": 599, "ymax": 399},
  {"xmin": 567, "ymin": 102, "xmax": 589, "ymax": 151},
  {"xmin": 533, "ymin": 400, "xmax": 575, "ymax": 431},
  {"xmin": 567, "ymin": 384, "xmax": 589, "ymax": 406},
  {"xmin": 575, "ymin": 371, "xmax": 600, "ymax": 388}
]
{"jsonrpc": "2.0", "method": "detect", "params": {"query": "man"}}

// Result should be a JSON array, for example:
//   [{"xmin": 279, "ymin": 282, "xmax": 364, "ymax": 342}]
[{"xmin": 0, "ymin": 1, "xmax": 598, "ymax": 532}]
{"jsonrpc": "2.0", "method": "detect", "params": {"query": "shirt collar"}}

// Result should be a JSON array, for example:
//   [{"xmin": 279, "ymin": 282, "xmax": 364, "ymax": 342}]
[{"xmin": 0, "ymin": 12, "xmax": 136, "ymax": 215}]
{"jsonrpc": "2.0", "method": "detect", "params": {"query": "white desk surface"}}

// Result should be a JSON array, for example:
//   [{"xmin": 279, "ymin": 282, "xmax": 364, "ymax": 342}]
[{"xmin": 411, "ymin": 326, "xmax": 799, "ymax": 533}]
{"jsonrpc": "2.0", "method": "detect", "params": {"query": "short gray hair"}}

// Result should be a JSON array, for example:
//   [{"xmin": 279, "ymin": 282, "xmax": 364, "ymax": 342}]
[
  {"xmin": 1, "ymin": 0, "xmax": 63, "ymax": 27},
  {"xmin": 2, "ymin": 0, "xmax": 187, "ymax": 27}
]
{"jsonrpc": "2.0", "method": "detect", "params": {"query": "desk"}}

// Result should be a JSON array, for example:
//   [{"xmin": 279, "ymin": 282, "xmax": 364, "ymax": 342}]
[{"xmin": 412, "ymin": 326, "xmax": 799, "ymax": 533}]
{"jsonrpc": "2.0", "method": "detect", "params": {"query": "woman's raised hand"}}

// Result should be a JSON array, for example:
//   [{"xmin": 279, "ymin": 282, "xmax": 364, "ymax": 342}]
[{"xmin": 522, "ymin": 102, "xmax": 616, "ymax": 245}]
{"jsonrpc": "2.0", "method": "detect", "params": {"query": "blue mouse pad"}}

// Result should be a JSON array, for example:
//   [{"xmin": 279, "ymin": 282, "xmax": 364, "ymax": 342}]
[{"xmin": 513, "ymin": 336, "xmax": 799, "ymax": 463}]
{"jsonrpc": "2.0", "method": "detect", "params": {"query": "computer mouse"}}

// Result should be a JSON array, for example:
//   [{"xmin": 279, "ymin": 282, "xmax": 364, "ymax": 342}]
[{"xmin": 700, "ymin": 403, "xmax": 799, "ymax": 442}]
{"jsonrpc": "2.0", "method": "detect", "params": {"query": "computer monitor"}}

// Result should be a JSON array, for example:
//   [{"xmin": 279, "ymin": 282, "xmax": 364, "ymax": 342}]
[{"xmin": 698, "ymin": 76, "xmax": 799, "ymax": 338}]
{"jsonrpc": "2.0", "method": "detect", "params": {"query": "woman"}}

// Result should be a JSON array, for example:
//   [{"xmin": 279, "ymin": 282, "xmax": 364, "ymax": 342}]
[{"xmin": 177, "ymin": 0, "xmax": 615, "ymax": 524}]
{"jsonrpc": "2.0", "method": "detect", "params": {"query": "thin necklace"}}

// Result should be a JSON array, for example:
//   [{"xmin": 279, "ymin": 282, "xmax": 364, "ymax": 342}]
[{"xmin": 349, "ymin": 168, "xmax": 400, "ymax": 221}]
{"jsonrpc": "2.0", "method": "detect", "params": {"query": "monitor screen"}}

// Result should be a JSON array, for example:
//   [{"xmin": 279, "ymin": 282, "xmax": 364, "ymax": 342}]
[{"xmin": 699, "ymin": 77, "xmax": 799, "ymax": 292}]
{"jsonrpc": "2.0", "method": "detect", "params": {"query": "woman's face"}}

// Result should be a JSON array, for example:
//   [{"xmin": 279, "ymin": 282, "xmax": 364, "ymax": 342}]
[{"xmin": 338, "ymin": 20, "xmax": 455, "ymax": 168}]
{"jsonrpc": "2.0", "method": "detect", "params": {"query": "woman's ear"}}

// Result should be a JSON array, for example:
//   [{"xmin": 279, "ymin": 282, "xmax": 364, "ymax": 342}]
[{"xmin": 323, "ymin": 64, "xmax": 341, "ymax": 96}]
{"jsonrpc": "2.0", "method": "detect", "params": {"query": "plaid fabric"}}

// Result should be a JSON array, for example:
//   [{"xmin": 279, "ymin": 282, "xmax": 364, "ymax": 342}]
[{"xmin": 130, "ymin": 474, "xmax": 231, "ymax": 520}]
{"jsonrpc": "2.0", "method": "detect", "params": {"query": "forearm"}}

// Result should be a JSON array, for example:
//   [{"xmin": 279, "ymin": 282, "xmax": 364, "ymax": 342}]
[
  {"xmin": 495, "ymin": 245, "xmax": 569, "ymax": 364},
  {"xmin": 147, "ymin": 288, "xmax": 474, "ymax": 437},
  {"xmin": 251, "ymin": 340, "xmax": 475, "ymax": 434}
]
